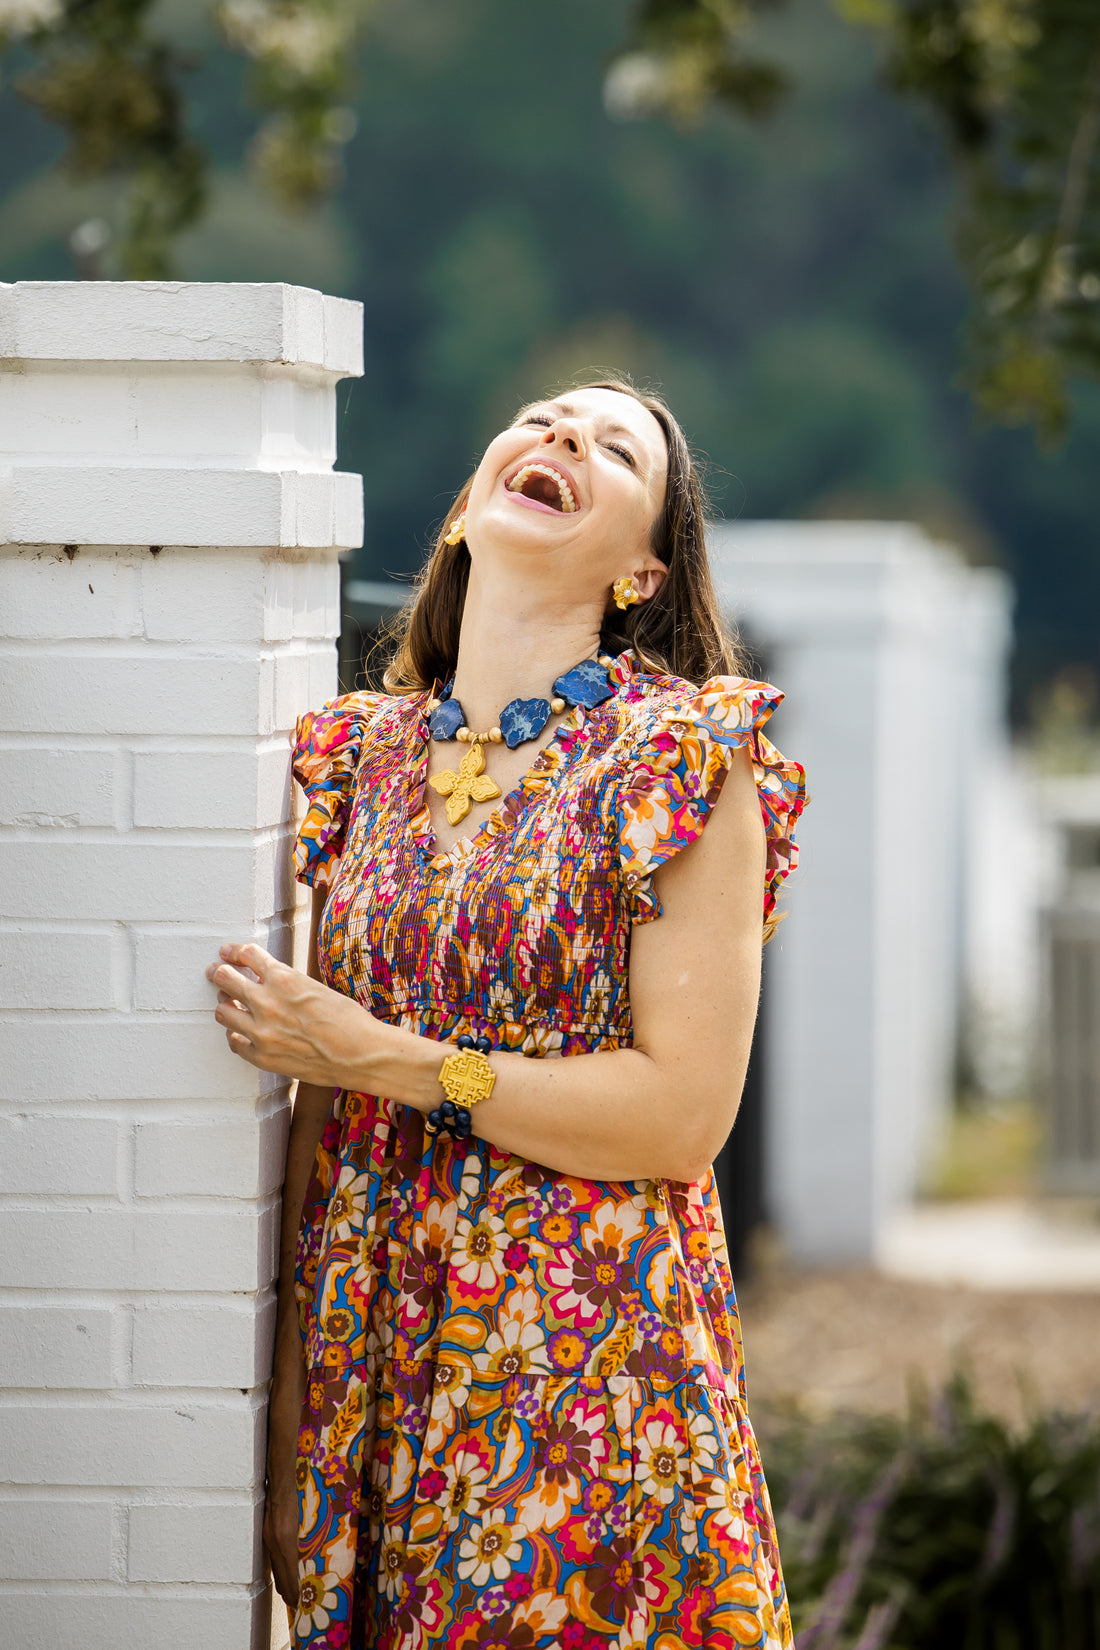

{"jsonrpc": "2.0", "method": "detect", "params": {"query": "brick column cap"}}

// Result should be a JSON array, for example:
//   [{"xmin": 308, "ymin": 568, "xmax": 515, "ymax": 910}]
[{"xmin": 0, "ymin": 281, "xmax": 362, "ymax": 377}]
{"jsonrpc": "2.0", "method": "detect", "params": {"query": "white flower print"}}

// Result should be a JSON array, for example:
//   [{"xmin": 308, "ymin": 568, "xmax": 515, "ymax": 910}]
[
  {"xmin": 456, "ymin": 1507, "xmax": 524, "ymax": 1585},
  {"xmin": 326, "ymin": 1165, "xmax": 372, "ymax": 1242},
  {"xmin": 294, "ymin": 1560, "xmax": 339, "ymax": 1637},
  {"xmin": 636, "ymin": 1416, "xmax": 686, "ymax": 1505}
]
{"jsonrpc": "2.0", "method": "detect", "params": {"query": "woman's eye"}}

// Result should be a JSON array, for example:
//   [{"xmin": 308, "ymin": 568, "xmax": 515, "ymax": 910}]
[
  {"xmin": 606, "ymin": 442, "xmax": 636, "ymax": 467},
  {"xmin": 523, "ymin": 414, "xmax": 553, "ymax": 427}
]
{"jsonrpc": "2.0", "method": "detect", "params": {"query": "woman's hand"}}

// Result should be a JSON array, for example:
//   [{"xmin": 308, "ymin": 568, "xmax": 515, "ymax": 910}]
[
  {"xmin": 206, "ymin": 942, "xmax": 378, "ymax": 1089},
  {"xmin": 263, "ymin": 1393, "xmax": 303, "ymax": 1609},
  {"xmin": 264, "ymin": 1328, "xmax": 306, "ymax": 1610}
]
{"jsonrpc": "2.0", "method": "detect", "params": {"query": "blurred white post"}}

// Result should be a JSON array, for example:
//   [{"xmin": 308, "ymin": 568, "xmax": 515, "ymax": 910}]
[
  {"xmin": 0, "ymin": 282, "xmax": 361, "ymax": 1650},
  {"xmin": 712, "ymin": 523, "xmax": 1013, "ymax": 1263}
]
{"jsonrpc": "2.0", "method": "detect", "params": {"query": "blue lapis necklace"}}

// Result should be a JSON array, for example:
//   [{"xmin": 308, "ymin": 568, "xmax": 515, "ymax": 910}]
[{"xmin": 426, "ymin": 654, "xmax": 616, "ymax": 826}]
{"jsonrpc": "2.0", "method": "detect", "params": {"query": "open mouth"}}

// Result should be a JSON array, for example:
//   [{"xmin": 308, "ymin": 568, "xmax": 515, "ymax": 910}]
[{"xmin": 505, "ymin": 462, "xmax": 578, "ymax": 513}]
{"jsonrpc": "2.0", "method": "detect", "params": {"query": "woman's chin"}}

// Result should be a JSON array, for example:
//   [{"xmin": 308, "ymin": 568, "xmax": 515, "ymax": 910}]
[{"xmin": 472, "ymin": 503, "xmax": 588, "ymax": 555}]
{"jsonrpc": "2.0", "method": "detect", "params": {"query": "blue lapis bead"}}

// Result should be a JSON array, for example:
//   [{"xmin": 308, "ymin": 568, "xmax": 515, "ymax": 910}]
[
  {"xmin": 499, "ymin": 696, "xmax": 551, "ymax": 749},
  {"xmin": 474, "ymin": 1035, "xmax": 492, "ymax": 1054},
  {"xmin": 429, "ymin": 698, "xmax": 465, "ymax": 740},
  {"xmin": 553, "ymin": 658, "xmax": 614, "ymax": 710},
  {"xmin": 426, "ymin": 1108, "xmax": 442, "ymax": 1134},
  {"xmin": 457, "ymin": 1034, "xmax": 475, "ymax": 1051},
  {"xmin": 440, "ymin": 1099, "xmax": 457, "ymax": 1121},
  {"xmin": 454, "ymin": 1109, "xmax": 472, "ymax": 1139}
]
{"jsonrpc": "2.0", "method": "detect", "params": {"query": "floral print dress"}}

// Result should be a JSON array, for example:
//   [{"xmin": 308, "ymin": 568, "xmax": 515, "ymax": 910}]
[{"xmin": 289, "ymin": 648, "xmax": 806, "ymax": 1650}]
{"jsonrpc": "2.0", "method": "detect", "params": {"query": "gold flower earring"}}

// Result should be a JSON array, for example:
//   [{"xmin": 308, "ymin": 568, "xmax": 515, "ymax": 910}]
[
  {"xmin": 444, "ymin": 514, "xmax": 466, "ymax": 546},
  {"xmin": 613, "ymin": 575, "xmax": 641, "ymax": 610}
]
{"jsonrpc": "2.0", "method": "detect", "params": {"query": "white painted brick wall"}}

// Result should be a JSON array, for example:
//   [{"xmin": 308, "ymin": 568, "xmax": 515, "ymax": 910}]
[
  {"xmin": 0, "ymin": 930, "xmax": 118, "ymax": 1010},
  {"xmin": 131, "ymin": 1298, "xmax": 276, "ymax": 1389},
  {"xmin": 131, "ymin": 918, "xmax": 297, "ymax": 1012},
  {"xmin": 0, "ymin": 1305, "xmax": 118, "ymax": 1388},
  {"xmin": 0, "ymin": 1397, "xmax": 263, "ymax": 1486},
  {"xmin": 0, "ymin": 1499, "xmax": 116, "ymax": 1580},
  {"xmin": 132, "ymin": 744, "xmax": 292, "ymax": 830},
  {"xmin": 0, "ymin": 1590, "xmax": 268, "ymax": 1650},
  {"xmin": 0, "ymin": 281, "xmax": 361, "ymax": 1648},
  {"xmin": 134, "ymin": 1112, "xmax": 289, "ymax": 1200},
  {"xmin": 0, "ymin": 1206, "xmax": 277, "ymax": 1292},
  {"xmin": 1, "ymin": 747, "xmax": 118, "ymax": 825},
  {"xmin": 0, "ymin": 1114, "xmax": 120, "ymax": 1194},
  {"xmin": 0, "ymin": 1018, "xmax": 279, "ymax": 1100},
  {"xmin": 128, "ymin": 1499, "xmax": 262, "ymax": 1583}
]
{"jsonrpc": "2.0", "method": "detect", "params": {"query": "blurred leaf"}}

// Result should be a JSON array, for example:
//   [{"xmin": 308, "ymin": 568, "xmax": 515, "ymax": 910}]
[
  {"xmin": 858, "ymin": 0, "xmax": 1100, "ymax": 437},
  {"xmin": 0, "ymin": 0, "xmax": 378, "ymax": 270},
  {"xmin": 214, "ymin": 0, "xmax": 378, "ymax": 207},
  {"xmin": 606, "ymin": 0, "xmax": 789, "ymax": 126},
  {"xmin": 612, "ymin": 0, "xmax": 1100, "ymax": 438},
  {"xmin": 10, "ymin": 0, "xmax": 205, "ymax": 275}
]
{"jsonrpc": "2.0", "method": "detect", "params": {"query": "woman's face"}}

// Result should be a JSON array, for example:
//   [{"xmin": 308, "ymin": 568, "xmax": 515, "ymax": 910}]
[{"xmin": 463, "ymin": 387, "xmax": 670, "ymax": 607}]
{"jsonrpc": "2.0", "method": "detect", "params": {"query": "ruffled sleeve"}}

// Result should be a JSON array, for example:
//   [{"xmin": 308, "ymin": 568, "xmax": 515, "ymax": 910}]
[
  {"xmin": 291, "ymin": 692, "xmax": 387, "ymax": 890},
  {"xmin": 617, "ymin": 676, "xmax": 807, "ymax": 929}
]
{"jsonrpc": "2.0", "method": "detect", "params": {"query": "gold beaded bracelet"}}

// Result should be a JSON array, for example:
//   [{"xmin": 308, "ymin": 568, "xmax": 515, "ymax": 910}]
[{"xmin": 424, "ymin": 1035, "xmax": 497, "ymax": 1140}]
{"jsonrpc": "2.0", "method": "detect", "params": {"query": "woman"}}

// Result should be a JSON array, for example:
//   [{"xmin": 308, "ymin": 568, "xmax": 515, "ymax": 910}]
[{"xmin": 207, "ymin": 380, "xmax": 806, "ymax": 1649}]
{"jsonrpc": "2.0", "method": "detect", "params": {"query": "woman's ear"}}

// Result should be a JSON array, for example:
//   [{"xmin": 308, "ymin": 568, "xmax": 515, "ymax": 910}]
[{"xmin": 634, "ymin": 563, "xmax": 668, "ymax": 602}]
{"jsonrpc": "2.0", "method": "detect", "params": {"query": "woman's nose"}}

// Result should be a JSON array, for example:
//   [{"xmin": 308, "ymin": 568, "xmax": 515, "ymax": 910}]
[{"xmin": 541, "ymin": 419, "xmax": 586, "ymax": 458}]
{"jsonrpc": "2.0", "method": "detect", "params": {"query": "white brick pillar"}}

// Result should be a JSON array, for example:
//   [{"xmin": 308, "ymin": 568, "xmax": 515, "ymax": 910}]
[
  {"xmin": 712, "ymin": 522, "xmax": 1005, "ymax": 1264},
  {"xmin": 0, "ymin": 282, "xmax": 362, "ymax": 1649}
]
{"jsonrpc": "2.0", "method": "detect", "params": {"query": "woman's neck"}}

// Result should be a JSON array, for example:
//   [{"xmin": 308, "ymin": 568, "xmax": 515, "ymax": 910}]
[{"xmin": 448, "ymin": 569, "xmax": 604, "ymax": 730}]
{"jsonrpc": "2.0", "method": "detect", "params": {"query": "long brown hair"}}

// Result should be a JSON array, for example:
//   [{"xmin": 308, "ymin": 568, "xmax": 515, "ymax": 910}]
[{"xmin": 380, "ymin": 377, "xmax": 748, "ymax": 691}]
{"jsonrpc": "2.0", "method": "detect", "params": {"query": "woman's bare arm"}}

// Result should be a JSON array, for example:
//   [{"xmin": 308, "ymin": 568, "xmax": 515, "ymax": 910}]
[
  {"xmin": 263, "ymin": 887, "xmax": 335, "ymax": 1608},
  {"xmin": 211, "ymin": 750, "xmax": 765, "ymax": 1185}
]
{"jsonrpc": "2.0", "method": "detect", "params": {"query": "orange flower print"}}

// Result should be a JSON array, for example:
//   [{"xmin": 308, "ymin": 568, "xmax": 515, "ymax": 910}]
[{"xmin": 546, "ymin": 1328, "xmax": 590, "ymax": 1374}]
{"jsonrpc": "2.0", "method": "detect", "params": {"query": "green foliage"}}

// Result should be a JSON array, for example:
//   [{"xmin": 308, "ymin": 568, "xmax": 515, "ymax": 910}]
[
  {"xmin": 605, "ymin": 0, "xmax": 1100, "ymax": 437},
  {"xmin": 4, "ymin": 0, "xmax": 1100, "ymax": 438},
  {"xmin": 882, "ymin": 1, "xmax": 1100, "ymax": 441},
  {"xmin": 764, "ymin": 1375, "xmax": 1100, "ymax": 1648},
  {"xmin": 4, "ymin": 0, "xmax": 204, "ymax": 277},
  {"xmin": 0, "ymin": 0, "xmax": 375, "ymax": 273},
  {"xmin": 605, "ymin": 0, "xmax": 788, "ymax": 124},
  {"xmin": 214, "ymin": 0, "xmax": 378, "ymax": 208}
]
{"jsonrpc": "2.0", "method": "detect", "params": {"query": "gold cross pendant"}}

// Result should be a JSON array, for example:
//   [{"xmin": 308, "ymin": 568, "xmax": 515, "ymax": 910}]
[{"xmin": 428, "ymin": 739, "xmax": 502, "ymax": 826}]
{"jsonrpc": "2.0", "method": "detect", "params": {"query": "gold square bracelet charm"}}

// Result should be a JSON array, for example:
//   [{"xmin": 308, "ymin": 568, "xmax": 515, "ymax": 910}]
[{"xmin": 438, "ymin": 1049, "xmax": 497, "ymax": 1108}]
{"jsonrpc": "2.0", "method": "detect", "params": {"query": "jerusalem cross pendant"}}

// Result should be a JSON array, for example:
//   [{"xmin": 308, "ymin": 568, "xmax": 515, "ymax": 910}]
[{"xmin": 427, "ymin": 739, "xmax": 502, "ymax": 826}]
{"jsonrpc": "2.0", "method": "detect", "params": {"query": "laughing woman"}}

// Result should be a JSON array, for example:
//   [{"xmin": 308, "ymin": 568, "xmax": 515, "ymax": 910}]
[{"xmin": 208, "ymin": 380, "xmax": 807, "ymax": 1650}]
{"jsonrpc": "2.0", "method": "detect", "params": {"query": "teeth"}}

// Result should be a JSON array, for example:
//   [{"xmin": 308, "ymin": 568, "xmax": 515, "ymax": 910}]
[{"xmin": 507, "ymin": 463, "xmax": 577, "ymax": 512}]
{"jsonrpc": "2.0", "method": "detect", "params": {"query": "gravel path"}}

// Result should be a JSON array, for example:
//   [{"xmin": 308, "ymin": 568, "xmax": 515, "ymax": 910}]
[{"xmin": 738, "ymin": 1265, "xmax": 1100, "ymax": 1426}]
